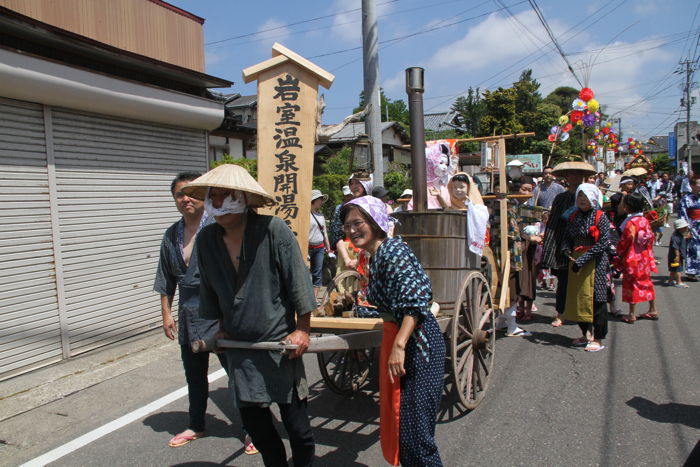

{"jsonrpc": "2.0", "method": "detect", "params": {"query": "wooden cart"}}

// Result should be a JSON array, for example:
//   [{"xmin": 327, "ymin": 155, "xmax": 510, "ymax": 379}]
[{"xmin": 311, "ymin": 210, "xmax": 495, "ymax": 410}]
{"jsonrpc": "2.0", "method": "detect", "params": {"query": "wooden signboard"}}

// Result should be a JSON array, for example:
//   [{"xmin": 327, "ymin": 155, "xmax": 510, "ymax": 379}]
[{"xmin": 243, "ymin": 43, "xmax": 334, "ymax": 256}]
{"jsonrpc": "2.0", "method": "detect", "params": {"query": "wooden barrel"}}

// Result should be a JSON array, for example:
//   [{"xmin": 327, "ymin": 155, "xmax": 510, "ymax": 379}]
[{"xmin": 392, "ymin": 210, "xmax": 481, "ymax": 313}]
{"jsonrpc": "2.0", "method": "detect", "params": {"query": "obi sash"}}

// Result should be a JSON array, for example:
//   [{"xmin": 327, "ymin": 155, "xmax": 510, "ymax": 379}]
[{"xmin": 689, "ymin": 208, "xmax": 700, "ymax": 220}]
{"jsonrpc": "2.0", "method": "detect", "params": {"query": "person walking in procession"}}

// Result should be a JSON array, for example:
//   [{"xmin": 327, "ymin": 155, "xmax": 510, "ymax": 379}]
[
  {"xmin": 614, "ymin": 192, "xmax": 659, "ymax": 322},
  {"xmin": 309, "ymin": 189, "xmax": 331, "ymax": 301},
  {"xmin": 668, "ymin": 218, "xmax": 690, "ymax": 288},
  {"xmin": 541, "ymin": 161, "xmax": 597, "ymax": 327},
  {"xmin": 561, "ymin": 183, "xmax": 611, "ymax": 352},
  {"xmin": 679, "ymin": 177, "xmax": 700, "ymax": 281},
  {"xmin": 183, "ymin": 164, "xmax": 317, "ymax": 467},
  {"xmin": 154, "ymin": 172, "xmax": 256, "ymax": 454},
  {"xmin": 340, "ymin": 196, "xmax": 445, "ymax": 467}
]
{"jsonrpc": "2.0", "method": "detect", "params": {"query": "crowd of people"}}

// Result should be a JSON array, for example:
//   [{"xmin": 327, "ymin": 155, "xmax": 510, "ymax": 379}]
[{"xmin": 152, "ymin": 159, "xmax": 699, "ymax": 466}]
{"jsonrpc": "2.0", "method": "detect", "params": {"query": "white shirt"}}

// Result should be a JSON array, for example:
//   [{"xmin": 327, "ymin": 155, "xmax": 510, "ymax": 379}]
[{"xmin": 309, "ymin": 212, "xmax": 326, "ymax": 245}]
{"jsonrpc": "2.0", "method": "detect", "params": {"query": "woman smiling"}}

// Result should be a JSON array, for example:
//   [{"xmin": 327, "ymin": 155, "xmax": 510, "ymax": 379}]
[{"xmin": 340, "ymin": 196, "xmax": 445, "ymax": 467}]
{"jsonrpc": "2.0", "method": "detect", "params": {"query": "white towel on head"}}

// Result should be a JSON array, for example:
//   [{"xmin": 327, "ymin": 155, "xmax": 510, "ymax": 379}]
[{"xmin": 466, "ymin": 201, "xmax": 490, "ymax": 256}]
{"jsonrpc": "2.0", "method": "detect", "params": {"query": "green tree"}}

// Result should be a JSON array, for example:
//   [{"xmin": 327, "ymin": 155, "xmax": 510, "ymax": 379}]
[
  {"xmin": 354, "ymin": 89, "xmax": 410, "ymax": 126},
  {"xmin": 321, "ymin": 146, "xmax": 352, "ymax": 175},
  {"xmin": 543, "ymin": 86, "xmax": 579, "ymax": 115},
  {"xmin": 651, "ymin": 153, "xmax": 671, "ymax": 173},
  {"xmin": 451, "ymin": 87, "xmax": 484, "ymax": 136},
  {"xmin": 210, "ymin": 155, "xmax": 257, "ymax": 178}
]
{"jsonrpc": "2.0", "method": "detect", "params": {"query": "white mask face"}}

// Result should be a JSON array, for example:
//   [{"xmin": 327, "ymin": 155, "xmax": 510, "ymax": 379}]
[{"xmin": 204, "ymin": 189, "xmax": 247, "ymax": 217}]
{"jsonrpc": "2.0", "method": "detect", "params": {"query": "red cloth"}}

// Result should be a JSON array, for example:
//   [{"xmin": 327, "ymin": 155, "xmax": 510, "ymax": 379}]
[
  {"xmin": 380, "ymin": 322, "xmax": 401, "ymax": 466},
  {"xmin": 614, "ymin": 216, "xmax": 657, "ymax": 303},
  {"xmin": 689, "ymin": 208, "xmax": 700, "ymax": 220}
]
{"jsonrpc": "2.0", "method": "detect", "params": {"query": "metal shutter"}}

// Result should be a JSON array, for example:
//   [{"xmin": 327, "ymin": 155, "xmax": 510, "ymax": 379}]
[
  {"xmin": 0, "ymin": 98, "xmax": 63, "ymax": 378},
  {"xmin": 51, "ymin": 108, "xmax": 207, "ymax": 355}
]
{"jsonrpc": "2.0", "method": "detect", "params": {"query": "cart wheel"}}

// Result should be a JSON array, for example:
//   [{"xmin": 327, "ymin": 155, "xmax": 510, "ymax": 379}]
[
  {"xmin": 317, "ymin": 348, "xmax": 375, "ymax": 396},
  {"xmin": 318, "ymin": 270, "xmax": 362, "ymax": 316},
  {"xmin": 480, "ymin": 246, "xmax": 499, "ymax": 298},
  {"xmin": 450, "ymin": 270, "xmax": 495, "ymax": 409}
]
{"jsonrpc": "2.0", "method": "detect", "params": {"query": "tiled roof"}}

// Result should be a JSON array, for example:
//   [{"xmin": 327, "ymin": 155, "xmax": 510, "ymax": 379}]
[
  {"xmin": 424, "ymin": 111, "xmax": 458, "ymax": 132},
  {"xmin": 321, "ymin": 121, "xmax": 409, "ymax": 144},
  {"xmin": 226, "ymin": 94, "xmax": 257, "ymax": 108}
]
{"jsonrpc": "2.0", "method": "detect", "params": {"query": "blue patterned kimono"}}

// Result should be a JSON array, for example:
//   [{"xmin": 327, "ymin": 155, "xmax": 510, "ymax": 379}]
[
  {"xmin": 368, "ymin": 237, "xmax": 445, "ymax": 467},
  {"xmin": 679, "ymin": 193, "xmax": 700, "ymax": 275}
]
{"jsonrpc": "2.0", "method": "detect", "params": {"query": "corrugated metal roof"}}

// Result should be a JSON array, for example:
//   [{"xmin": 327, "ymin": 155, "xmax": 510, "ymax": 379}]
[{"xmin": 321, "ymin": 121, "xmax": 409, "ymax": 144}]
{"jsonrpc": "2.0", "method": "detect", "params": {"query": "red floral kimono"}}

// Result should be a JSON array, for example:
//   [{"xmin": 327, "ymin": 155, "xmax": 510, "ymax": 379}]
[{"xmin": 614, "ymin": 215, "xmax": 657, "ymax": 303}]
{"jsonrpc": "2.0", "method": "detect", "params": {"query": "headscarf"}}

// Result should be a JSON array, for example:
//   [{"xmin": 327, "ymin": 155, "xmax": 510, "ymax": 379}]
[
  {"xmin": 345, "ymin": 195, "xmax": 391, "ymax": 234},
  {"xmin": 447, "ymin": 172, "xmax": 484, "ymax": 208},
  {"xmin": 575, "ymin": 183, "xmax": 602, "ymax": 209},
  {"xmin": 348, "ymin": 173, "xmax": 374, "ymax": 197}
]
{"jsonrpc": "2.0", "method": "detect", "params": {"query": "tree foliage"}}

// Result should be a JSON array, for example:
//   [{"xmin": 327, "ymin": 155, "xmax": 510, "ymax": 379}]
[
  {"xmin": 451, "ymin": 87, "xmax": 484, "ymax": 136},
  {"xmin": 210, "ymin": 155, "xmax": 257, "ymax": 178},
  {"xmin": 354, "ymin": 89, "xmax": 409, "ymax": 126}
]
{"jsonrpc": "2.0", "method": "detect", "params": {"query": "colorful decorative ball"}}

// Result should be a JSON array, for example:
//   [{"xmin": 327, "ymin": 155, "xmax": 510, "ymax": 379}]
[
  {"xmin": 579, "ymin": 88, "xmax": 595, "ymax": 101},
  {"xmin": 558, "ymin": 115, "xmax": 569, "ymax": 125},
  {"xmin": 587, "ymin": 99, "xmax": 600, "ymax": 112},
  {"xmin": 572, "ymin": 98, "xmax": 587, "ymax": 111}
]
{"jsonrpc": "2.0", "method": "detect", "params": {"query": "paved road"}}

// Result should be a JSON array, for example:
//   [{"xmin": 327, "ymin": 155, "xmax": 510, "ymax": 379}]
[{"xmin": 1, "ymin": 244, "xmax": 699, "ymax": 466}]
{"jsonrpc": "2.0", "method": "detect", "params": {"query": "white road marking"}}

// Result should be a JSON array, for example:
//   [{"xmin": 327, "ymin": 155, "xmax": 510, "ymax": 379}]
[{"xmin": 19, "ymin": 368, "xmax": 227, "ymax": 467}]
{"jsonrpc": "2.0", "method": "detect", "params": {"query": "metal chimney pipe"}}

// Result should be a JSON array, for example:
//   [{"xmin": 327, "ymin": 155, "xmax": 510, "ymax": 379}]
[{"xmin": 406, "ymin": 67, "xmax": 426, "ymax": 211}]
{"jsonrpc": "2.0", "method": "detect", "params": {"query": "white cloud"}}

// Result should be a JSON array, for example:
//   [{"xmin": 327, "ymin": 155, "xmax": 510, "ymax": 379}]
[
  {"xmin": 255, "ymin": 18, "xmax": 291, "ymax": 49},
  {"xmin": 632, "ymin": 0, "xmax": 659, "ymax": 15},
  {"xmin": 205, "ymin": 50, "xmax": 223, "ymax": 67},
  {"xmin": 329, "ymin": 0, "xmax": 395, "ymax": 42}
]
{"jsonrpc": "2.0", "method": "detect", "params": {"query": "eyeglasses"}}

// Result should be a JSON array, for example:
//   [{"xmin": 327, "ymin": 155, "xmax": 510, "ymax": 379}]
[{"xmin": 342, "ymin": 220, "xmax": 367, "ymax": 232}]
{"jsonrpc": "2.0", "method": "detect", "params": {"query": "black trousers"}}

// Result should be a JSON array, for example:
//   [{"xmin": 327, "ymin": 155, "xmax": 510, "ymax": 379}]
[
  {"xmin": 553, "ymin": 268, "xmax": 569, "ymax": 314},
  {"xmin": 180, "ymin": 344, "xmax": 227, "ymax": 433},
  {"xmin": 577, "ymin": 301, "xmax": 609, "ymax": 340},
  {"xmin": 239, "ymin": 389, "xmax": 315, "ymax": 467}
]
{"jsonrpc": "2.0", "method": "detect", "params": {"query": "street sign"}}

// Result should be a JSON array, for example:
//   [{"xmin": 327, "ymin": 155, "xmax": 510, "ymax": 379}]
[
  {"xmin": 243, "ymin": 43, "xmax": 334, "ymax": 257},
  {"xmin": 506, "ymin": 153, "xmax": 542, "ymax": 173}
]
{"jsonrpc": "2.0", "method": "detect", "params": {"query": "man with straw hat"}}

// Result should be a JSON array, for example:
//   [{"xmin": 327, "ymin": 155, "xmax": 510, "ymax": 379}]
[
  {"xmin": 183, "ymin": 164, "xmax": 316, "ymax": 466},
  {"xmin": 541, "ymin": 160, "xmax": 596, "ymax": 327},
  {"xmin": 154, "ymin": 171, "xmax": 256, "ymax": 453}
]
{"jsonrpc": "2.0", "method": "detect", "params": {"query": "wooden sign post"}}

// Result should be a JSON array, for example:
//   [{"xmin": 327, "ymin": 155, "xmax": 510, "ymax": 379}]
[{"xmin": 243, "ymin": 43, "xmax": 334, "ymax": 257}]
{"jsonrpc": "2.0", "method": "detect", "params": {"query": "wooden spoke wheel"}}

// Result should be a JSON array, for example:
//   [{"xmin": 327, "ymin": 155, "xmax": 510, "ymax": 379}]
[
  {"xmin": 317, "ymin": 270, "xmax": 362, "ymax": 317},
  {"xmin": 317, "ymin": 347, "xmax": 375, "ymax": 396},
  {"xmin": 450, "ymin": 270, "xmax": 495, "ymax": 409},
  {"xmin": 480, "ymin": 245, "xmax": 499, "ymax": 298}
]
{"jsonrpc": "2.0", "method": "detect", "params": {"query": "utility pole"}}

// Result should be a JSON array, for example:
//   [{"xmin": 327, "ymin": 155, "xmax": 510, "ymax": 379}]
[
  {"xmin": 362, "ymin": 0, "xmax": 384, "ymax": 186},
  {"xmin": 680, "ymin": 59, "xmax": 697, "ymax": 171}
]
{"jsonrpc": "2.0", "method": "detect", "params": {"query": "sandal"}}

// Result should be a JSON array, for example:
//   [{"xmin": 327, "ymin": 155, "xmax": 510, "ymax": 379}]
[
  {"xmin": 572, "ymin": 337, "xmax": 589, "ymax": 347},
  {"xmin": 551, "ymin": 317, "xmax": 563, "ymax": 327},
  {"xmin": 674, "ymin": 283, "xmax": 689, "ymax": 288},
  {"xmin": 620, "ymin": 315, "xmax": 636, "ymax": 324},
  {"xmin": 639, "ymin": 312, "xmax": 659, "ymax": 320},
  {"xmin": 169, "ymin": 431, "xmax": 203, "ymax": 448},
  {"xmin": 244, "ymin": 434, "xmax": 259, "ymax": 455},
  {"xmin": 585, "ymin": 342, "xmax": 605, "ymax": 352},
  {"xmin": 506, "ymin": 327, "xmax": 532, "ymax": 337}
]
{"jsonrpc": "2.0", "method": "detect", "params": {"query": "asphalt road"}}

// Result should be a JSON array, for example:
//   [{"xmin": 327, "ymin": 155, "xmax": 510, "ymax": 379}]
[{"xmin": 1, "ymin": 243, "xmax": 699, "ymax": 467}]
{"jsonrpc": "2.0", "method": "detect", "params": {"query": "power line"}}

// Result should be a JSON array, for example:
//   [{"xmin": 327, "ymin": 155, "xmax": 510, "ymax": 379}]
[
  {"xmin": 204, "ymin": 0, "xmax": 398, "ymax": 46},
  {"xmin": 527, "ymin": 0, "xmax": 583, "ymax": 87}
]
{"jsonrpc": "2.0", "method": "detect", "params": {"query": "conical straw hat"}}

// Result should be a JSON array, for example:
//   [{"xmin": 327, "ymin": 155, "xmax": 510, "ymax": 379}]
[
  {"xmin": 182, "ymin": 164, "xmax": 275, "ymax": 207},
  {"xmin": 552, "ymin": 161, "xmax": 596, "ymax": 175},
  {"xmin": 622, "ymin": 167, "xmax": 647, "ymax": 177}
]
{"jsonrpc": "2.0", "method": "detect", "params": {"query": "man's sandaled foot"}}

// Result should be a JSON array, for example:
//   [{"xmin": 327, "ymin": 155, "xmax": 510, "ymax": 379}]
[
  {"xmin": 572, "ymin": 337, "xmax": 589, "ymax": 347},
  {"xmin": 551, "ymin": 317, "xmax": 563, "ymax": 327},
  {"xmin": 244, "ymin": 434, "xmax": 259, "ymax": 455},
  {"xmin": 639, "ymin": 312, "xmax": 659, "ymax": 320},
  {"xmin": 584, "ymin": 342, "xmax": 605, "ymax": 352},
  {"xmin": 169, "ymin": 430, "xmax": 204, "ymax": 448},
  {"xmin": 506, "ymin": 327, "xmax": 532, "ymax": 337}
]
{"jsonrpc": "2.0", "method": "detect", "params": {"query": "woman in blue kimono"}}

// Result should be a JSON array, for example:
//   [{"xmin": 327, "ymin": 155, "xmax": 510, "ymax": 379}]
[
  {"xmin": 679, "ymin": 177, "xmax": 700, "ymax": 280},
  {"xmin": 340, "ymin": 196, "xmax": 445, "ymax": 467}
]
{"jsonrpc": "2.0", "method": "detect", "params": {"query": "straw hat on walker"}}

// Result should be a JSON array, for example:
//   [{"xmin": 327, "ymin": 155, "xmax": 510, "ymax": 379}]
[{"xmin": 181, "ymin": 163, "xmax": 276, "ymax": 207}]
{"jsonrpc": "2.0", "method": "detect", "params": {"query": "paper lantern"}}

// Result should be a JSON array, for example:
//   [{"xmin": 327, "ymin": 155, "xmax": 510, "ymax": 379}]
[
  {"xmin": 579, "ymin": 88, "xmax": 595, "ymax": 101},
  {"xmin": 587, "ymin": 99, "xmax": 599, "ymax": 112}
]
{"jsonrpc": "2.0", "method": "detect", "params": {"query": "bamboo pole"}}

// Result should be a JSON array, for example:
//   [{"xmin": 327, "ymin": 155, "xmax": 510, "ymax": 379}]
[{"xmin": 400, "ymin": 132, "xmax": 535, "ymax": 148}]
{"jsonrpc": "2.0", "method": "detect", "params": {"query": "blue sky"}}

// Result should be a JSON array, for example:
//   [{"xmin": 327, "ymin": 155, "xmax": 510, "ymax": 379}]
[{"xmin": 171, "ymin": 0, "xmax": 699, "ymax": 141}]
